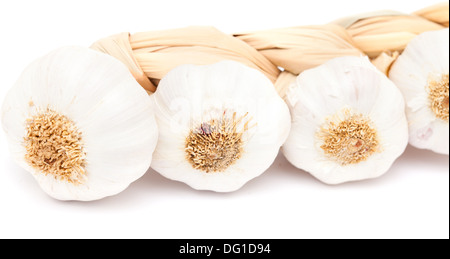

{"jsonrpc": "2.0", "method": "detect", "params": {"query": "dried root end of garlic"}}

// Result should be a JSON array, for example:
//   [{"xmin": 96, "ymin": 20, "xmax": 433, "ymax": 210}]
[
  {"xmin": 1, "ymin": 46, "xmax": 159, "ymax": 201},
  {"xmin": 318, "ymin": 108, "xmax": 380, "ymax": 166},
  {"xmin": 389, "ymin": 28, "xmax": 449, "ymax": 154},
  {"xmin": 24, "ymin": 108, "xmax": 87, "ymax": 185},
  {"xmin": 282, "ymin": 56, "xmax": 408, "ymax": 185},
  {"xmin": 427, "ymin": 73, "xmax": 449, "ymax": 123},
  {"xmin": 185, "ymin": 111, "xmax": 251, "ymax": 173}
]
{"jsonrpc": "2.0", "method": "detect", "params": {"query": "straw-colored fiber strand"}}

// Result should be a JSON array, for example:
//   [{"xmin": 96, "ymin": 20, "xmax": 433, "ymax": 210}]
[
  {"xmin": 352, "ymin": 31, "xmax": 424, "ymax": 58},
  {"xmin": 415, "ymin": 2, "xmax": 449, "ymax": 27},
  {"xmin": 91, "ymin": 33, "xmax": 156, "ymax": 92},
  {"xmin": 274, "ymin": 71, "xmax": 297, "ymax": 101},
  {"xmin": 234, "ymin": 24, "xmax": 363, "ymax": 75},
  {"xmin": 90, "ymin": 2, "xmax": 449, "ymax": 97},
  {"xmin": 236, "ymin": 11, "xmax": 445, "ymax": 77},
  {"xmin": 343, "ymin": 15, "xmax": 444, "ymax": 58},
  {"xmin": 129, "ymin": 26, "xmax": 280, "ymax": 85},
  {"xmin": 343, "ymin": 14, "xmax": 443, "ymax": 35},
  {"xmin": 333, "ymin": 10, "xmax": 406, "ymax": 28}
]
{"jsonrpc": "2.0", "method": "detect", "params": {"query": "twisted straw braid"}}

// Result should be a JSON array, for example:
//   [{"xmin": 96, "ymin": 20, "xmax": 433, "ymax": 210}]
[{"xmin": 90, "ymin": 2, "xmax": 449, "ymax": 97}]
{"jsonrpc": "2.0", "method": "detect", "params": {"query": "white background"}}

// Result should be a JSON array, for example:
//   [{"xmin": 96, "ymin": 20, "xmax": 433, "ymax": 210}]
[{"xmin": 0, "ymin": 0, "xmax": 448, "ymax": 239}]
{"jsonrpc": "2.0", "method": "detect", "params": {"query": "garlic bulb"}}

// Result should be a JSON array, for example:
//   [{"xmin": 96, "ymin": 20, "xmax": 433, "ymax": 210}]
[
  {"xmin": 151, "ymin": 61, "xmax": 290, "ymax": 192},
  {"xmin": 1, "ymin": 46, "xmax": 158, "ymax": 201},
  {"xmin": 389, "ymin": 28, "xmax": 449, "ymax": 154},
  {"xmin": 282, "ymin": 56, "xmax": 408, "ymax": 184}
]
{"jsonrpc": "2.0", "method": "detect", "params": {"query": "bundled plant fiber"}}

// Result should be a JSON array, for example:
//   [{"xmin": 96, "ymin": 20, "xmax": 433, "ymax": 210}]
[
  {"xmin": 91, "ymin": 2, "xmax": 448, "ymax": 98},
  {"xmin": 91, "ymin": 27, "xmax": 279, "ymax": 94}
]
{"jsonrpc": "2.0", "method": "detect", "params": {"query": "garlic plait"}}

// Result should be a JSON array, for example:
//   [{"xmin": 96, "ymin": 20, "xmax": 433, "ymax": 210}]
[
  {"xmin": 1, "ymin": 47, "xmax": 158, "ymax": 201},
  {"xmin": 282, "ymin": 56, "xmax": 408, "ymax": 184},
  {"xmin": 151, "ymin": 60, "xmax": 291, "ymax": 192},
  {"xmin": 389, "ymin": 28, "xmax": 449, "ymax": 155}
]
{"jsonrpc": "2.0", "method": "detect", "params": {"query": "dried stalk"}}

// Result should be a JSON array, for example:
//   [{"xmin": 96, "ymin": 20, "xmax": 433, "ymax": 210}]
[
  {"xmin": 90, "ymin": 2, "xmax": 449, "ymax": 98},
  {"xmin": 340, "ymin": 13, "xmax": 444, "ymax": 58},
  {"xmin": 235, "ymin": 24, "xmax": 363, "ymax": 75},
  {"xmin": 92, "ymin": 27, "xmax": 279, "ymax": 93},
  {"xmin": 415, "ymin": 2, "xmax": 449, "ymax": 27}
]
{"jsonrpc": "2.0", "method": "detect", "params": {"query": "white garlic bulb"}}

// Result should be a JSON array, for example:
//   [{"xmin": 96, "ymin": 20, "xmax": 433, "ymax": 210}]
[
  {"xmin": 151, "ymin": 61, "xmax": 290, "ymax": 192},
  {"xmin": 282, "ymin": 56, "xmax": 408, "ymax": 184},
  {"xmin": 1, "ymin": 46, "xmax": 158, "ymax": 201},
  {"xmin": 389, "ymin": 28, "xmax": 449, "ymax": 155}
]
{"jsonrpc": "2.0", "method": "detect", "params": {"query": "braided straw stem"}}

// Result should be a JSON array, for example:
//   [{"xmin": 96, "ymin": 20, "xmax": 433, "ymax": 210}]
[
  {"xmin": 91, "ymin": 27, "xmax": 279, "ymax": 94},
  {"xmin": 91, "ymin": 2, "xmax": 449, "ymax": 98}
]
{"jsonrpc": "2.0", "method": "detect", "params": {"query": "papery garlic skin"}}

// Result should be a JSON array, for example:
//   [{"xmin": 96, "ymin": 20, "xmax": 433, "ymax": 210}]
[
  {"xmin": 282, "ymin": 56, "xmax": 408, "ymax": 184},
  {"xmin": 151, "ymin": 61, "xmax": 290, "ymax": 192},
  {"xmin": 389, "ymin": 28, "xmax": 449, "ymax": 155},
  {"xmin": 1, "ymin": 47, "xmax": 158, "ymax": 201}
]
